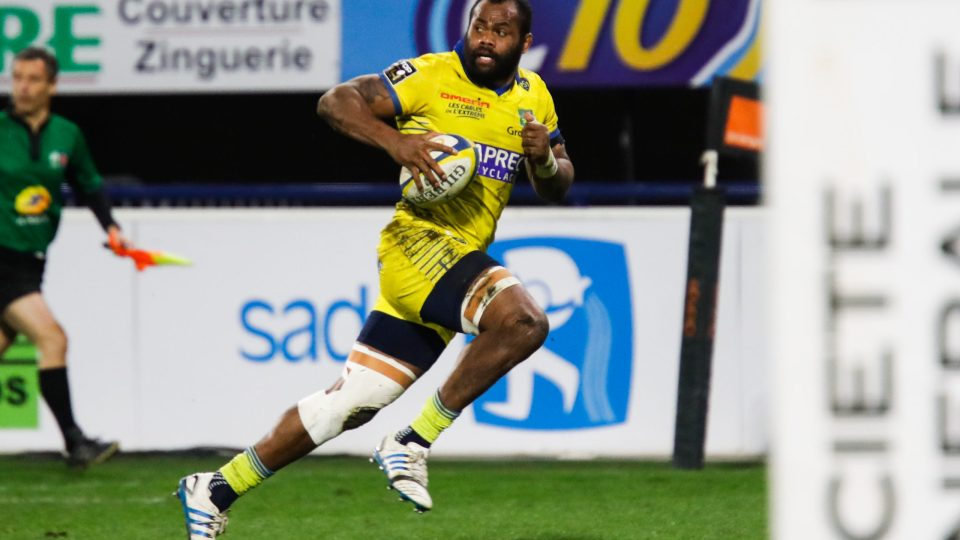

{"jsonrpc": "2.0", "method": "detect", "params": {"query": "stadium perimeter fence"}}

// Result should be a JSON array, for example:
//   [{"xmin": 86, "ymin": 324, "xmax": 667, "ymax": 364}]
[{"xmin": 64, "ymin": 181, "xmax": 760, "ymax": 207}]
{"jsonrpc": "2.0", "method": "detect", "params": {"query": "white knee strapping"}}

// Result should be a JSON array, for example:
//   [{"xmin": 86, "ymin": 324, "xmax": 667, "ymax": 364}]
[
  {"xmin": 297, "ymin": 361, "xmax": 405, "ymax": 445},
  {"xmin": 460, "ymin": 266, "xmax": 521, "ymax": 335}
]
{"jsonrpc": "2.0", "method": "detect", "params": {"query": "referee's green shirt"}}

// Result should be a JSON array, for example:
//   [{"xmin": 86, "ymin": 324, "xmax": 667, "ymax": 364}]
[{"xmin": 0, "ymin": 110, "xmax": 104, "ymax": 254}]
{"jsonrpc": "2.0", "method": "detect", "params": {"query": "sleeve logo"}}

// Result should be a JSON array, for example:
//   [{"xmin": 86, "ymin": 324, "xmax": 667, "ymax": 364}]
[{"xmin": 384, "ymin": 60, "xmax": 417, "ymax": 85}]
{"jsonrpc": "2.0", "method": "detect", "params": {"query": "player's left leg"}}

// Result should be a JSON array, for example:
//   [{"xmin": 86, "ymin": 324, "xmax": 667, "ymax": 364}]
[
  {"xmin": 433, "ymin": 283, "xmax": 547, "ymax": 410},
  {"xmin": 2, "ymin": 292, "xmax": 118, "ymax": 468},
  {"xmin": 376, "ymin": 254, "xmax": 548, "ymax": 511}
]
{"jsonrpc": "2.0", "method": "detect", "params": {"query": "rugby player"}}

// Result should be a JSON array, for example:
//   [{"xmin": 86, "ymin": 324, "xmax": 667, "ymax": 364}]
[{"xmin": 176, "ymin": 1, "xmax": 573, "ymax": 536}]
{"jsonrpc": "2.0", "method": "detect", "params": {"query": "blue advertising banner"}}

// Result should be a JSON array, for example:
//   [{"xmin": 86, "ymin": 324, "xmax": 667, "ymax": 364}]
[
  {"xmin": 342, "ymin": 0, "xmax": 761, "ymax": 87},
  {"xmin": 474, "ymin": 237, "xmax": 634, "ymax": 430}
]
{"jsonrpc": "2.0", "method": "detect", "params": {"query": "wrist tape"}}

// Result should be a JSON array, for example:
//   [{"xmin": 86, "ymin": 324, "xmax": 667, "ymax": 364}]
[{"xmin": 534, "ymin": 151, "xmax": 559, "ymax": 178}]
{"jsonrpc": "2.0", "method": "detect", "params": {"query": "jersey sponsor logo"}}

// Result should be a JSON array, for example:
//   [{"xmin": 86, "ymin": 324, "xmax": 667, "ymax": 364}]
[
  {"xmin": 48, "ymin": 151, "xmax": 68, "ymax": 169},
  {"xmin": 441, "ymin": 91, "xmax": 490, "ymax": 120},
  {"xmin": 474, "ymin": 142, "xmax": 522, "ymax": 183},
  {"xmin": 439, "ymin": 91, "xmax": 490, "ymax": 109},
  {"xmin": 474, "ymin": 238, "xmax": 634, "ymax": 430},
  {"xmin": 384, "ymin": 60, "xmax": 417, "ymax": 85},
  {"xmin": 14, "ymin": 186, "xmax": 52, "ymax": 216}
]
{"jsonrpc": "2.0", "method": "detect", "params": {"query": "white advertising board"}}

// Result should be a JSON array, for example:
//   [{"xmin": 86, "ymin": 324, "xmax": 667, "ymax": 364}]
[
  {"xmin": 768, "ymin": 1, "xmax": 960, "ymax": 538},
  {"xmin": 1, "ymin": 207, "xmax": 766, "ymax": 459},
  {"xmin": 0, "ymin": 1, "xmax": 340, "ymax": 93}
]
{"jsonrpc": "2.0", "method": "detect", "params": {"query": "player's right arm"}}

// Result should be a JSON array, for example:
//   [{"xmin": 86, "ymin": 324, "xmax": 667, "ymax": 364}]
[{"xmin": 317, "ymin": 75, "xmax": 453, "ymax": 185}]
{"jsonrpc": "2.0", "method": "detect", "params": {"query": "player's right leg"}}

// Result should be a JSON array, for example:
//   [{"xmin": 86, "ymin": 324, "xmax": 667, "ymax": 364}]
[
  {"xmin": 176, "ymin": 311, "xmax": 443, "ymax": 539},
  {"xmin": 356, "ymin": 310, "xmax": 449, "ymax": 512}
]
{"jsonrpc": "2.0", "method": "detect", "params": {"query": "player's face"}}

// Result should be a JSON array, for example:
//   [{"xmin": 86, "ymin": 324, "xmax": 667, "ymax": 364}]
[
  {"xmin": 463, "ymin": 1, "xmax": 531, "ymax": 89},
  {"xmin": 11, "ymin": 59, "xmax": 56, "ymax": 118}
]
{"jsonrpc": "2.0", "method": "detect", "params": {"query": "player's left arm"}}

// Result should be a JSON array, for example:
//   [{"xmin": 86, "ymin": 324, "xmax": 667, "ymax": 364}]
[{"xmin": 521, "ymin": 112, "xmax": 574, "ymax": 203}]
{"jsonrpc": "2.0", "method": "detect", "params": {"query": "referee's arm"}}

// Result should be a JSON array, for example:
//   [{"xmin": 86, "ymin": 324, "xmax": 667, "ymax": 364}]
[{"xmin": 66, "ymin": 131, "xmax": 131, "ymax": 249}]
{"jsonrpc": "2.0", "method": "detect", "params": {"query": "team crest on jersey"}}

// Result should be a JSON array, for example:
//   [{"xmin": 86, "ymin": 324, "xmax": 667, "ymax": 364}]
[
  {"xmin": 518, "ymin": 108, "xmax": 535, "ymax": 126},
  {"xmin": 48, "ymin": 151, "xmax": 68, "ymax": 169},
  {"xmin": 14, "ymin": 185, "xmax": 52, "ymax": 216},
  {"xmin": 517, "ymin": 77, "xmax": 530, "ymax": 91},
  {"xmin": 384, "ymin": 61, "xmax": 417, "ymax": 85}
]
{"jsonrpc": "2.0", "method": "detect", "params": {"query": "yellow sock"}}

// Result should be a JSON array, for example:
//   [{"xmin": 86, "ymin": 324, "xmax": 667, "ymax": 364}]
[
  {"xmin": 410, "ymin": 391, "xmax": 460, "ymax": 444},
  {"xmin": 219, "ymin": 447, "xmax": 273, "ymax": 496}
]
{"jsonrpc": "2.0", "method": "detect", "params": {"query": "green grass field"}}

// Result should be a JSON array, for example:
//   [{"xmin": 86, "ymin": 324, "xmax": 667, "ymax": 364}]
[{"xmin": 0, "ymin": 453, "xmax": 766, "ymax": 539}]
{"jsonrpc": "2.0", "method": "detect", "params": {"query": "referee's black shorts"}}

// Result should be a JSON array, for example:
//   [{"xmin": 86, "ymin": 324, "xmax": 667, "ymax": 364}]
[{"xmin": 0, "ymin": 246, "xmax": 45, "ymax": 315}]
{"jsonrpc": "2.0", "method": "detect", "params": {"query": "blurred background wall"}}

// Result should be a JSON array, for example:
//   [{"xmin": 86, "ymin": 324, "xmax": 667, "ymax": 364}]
[
  {"xmin": 0, "ymin": 0, "xmax": 766, "ymax": 458},
  {"xmin": 1, "ymin": 0, "xmax": 761, "ymax": 193}
]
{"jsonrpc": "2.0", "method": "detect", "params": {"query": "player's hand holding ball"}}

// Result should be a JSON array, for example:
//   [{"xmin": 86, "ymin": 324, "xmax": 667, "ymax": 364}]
[
  {"xmin": 398, "ymin": 133, "xmax": 478, "ymax": 208},
  {"xmin": 387, "ymin": 131, "xmax": 458, "ymax": 192}
]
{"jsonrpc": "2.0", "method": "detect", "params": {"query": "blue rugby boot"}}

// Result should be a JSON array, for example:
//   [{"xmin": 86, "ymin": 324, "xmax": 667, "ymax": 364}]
[
  {"xmin": 372, "ymin": 434, "xmax": 433, "ymax": 512},
  {"xmin": 175, "ymin": 473, "xmax": 229, "ymax": 539}
]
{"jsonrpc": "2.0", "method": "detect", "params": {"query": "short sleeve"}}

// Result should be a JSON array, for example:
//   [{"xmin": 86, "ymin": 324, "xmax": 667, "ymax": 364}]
[
  {"xmin": 539, "ymin": 86, "xmax": 564, "ymax": 146},
  {"xmin": 380, "ymin": 56, "xmax": 437, "ymax": 117}
]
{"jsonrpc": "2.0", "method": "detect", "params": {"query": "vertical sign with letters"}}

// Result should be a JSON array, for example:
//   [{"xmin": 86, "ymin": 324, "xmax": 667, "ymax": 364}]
[{"xmin": 769, "ymin": 1, "xmax": 960, "ymax": 537}]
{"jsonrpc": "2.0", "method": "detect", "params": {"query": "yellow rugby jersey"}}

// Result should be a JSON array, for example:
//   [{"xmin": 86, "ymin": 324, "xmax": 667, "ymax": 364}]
[{"xmin": 379, "ymin": 43, "xmax": 564, "ymax": 251}]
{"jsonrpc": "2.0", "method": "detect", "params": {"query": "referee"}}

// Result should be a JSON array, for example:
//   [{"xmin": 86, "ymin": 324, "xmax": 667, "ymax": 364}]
[{"xmin": 1, "ymin": 47, "xmax": 128, "ymax": 468}]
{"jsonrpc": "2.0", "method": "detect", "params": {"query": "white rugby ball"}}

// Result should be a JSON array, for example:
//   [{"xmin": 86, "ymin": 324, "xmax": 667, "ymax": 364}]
[{"xmin": 399, "ymin": 134, "xmax": 478, "ymax": 208}]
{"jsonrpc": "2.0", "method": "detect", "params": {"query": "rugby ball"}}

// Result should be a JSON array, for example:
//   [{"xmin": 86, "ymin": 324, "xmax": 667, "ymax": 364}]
[{"xmin": 399, "ymin": 134, "xmax": 478, "ymax": 207}]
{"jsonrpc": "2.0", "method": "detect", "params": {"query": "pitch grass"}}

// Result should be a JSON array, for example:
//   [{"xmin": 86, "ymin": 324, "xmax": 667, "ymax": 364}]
[{"xmin": 0, "ymin": 453, "xmax": 766, "ymax": 539}]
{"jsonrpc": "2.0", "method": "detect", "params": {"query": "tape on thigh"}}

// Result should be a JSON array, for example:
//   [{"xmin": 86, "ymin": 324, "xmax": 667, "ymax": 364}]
[
  {"xmin": 357, "ymin": 310, "xmax": 448, "ymax": 372},
  {"xmin": 459, "ymin": 266, "xmax": 521, "ymax": 335},
  {"xmin": 297, "ymin": 344, "xmax": 417, "ymax": 445}
]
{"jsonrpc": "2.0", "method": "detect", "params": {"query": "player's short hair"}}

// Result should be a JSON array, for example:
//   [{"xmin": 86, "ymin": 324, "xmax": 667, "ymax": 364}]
[
  {"xmin": 14, "ymin": 47, "xmax": 59, "ymax": 82},
  {"xmin": 469, "ymin": 0, "xmax": 533, "ymax": 36}
]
